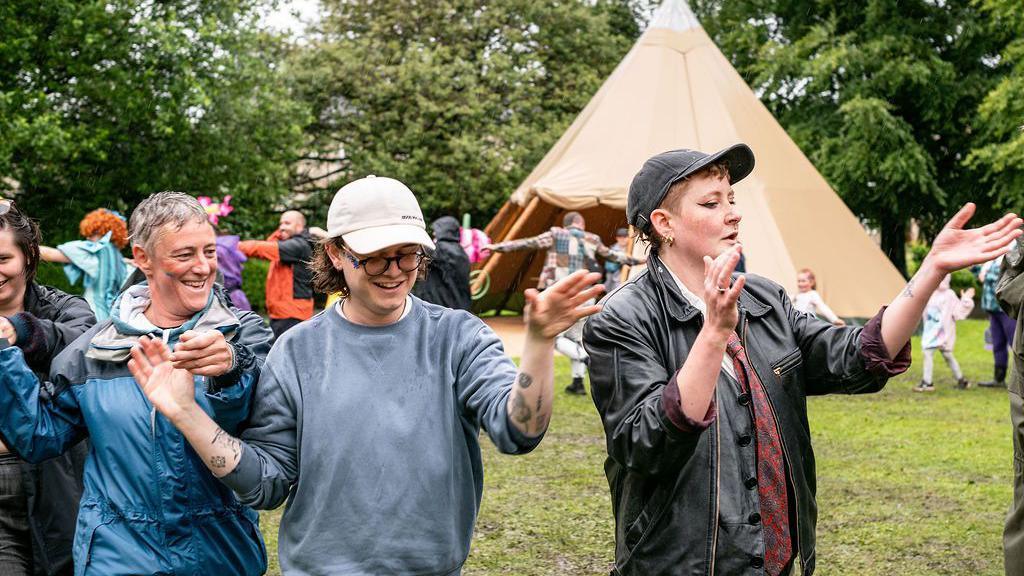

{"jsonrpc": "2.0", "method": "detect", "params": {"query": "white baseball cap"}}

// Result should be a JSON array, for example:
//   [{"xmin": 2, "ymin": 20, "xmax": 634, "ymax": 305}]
[{"xmin": 325, "ymin": 175, "xmax": 436, "ymax": 255}]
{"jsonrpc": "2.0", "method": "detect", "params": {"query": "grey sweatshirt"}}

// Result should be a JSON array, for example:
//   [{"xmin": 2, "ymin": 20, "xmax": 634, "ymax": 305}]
[{"xmin": 222, "ymin": 296, "xmax": 542, "ymax": 575}]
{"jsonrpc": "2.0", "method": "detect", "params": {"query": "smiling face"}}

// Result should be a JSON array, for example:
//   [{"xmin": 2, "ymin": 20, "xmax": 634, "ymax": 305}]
[
  {"xmin": 133, "ymin": 220, "xmax": 218, "ymax": 327},
  {"xmin": 0, "ymin": 229, "xmax": 28, "ymax": 314},
  {"xmin": 797, "ymin": 271, "xmax": 814, "ymax": 293},
  {"xmin": 326, "ymin": 241, "xmax": 421, "ymax": 326},
  {"xmin": 651, "ymin": 170, "xmax": 741, "ymax": 266}
]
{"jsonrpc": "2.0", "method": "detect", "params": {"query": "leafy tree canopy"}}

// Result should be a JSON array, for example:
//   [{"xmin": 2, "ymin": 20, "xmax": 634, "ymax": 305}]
[
  {"xmin": 291, "ymin": 0, "xmax": 639, "ymax": 227},
  {"xmin": 690, "ymin": 0, "xmax": 1017, "ymax": 275},
  {"xmin": 0, "ymin": 0, "xmax": 310, "ymax": 241}
]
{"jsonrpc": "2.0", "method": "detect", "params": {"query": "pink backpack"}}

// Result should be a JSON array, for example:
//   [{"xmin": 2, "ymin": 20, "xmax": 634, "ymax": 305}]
[{"xmin": 460, "ymin": 228, "xmax": 492, "ymax": 264}]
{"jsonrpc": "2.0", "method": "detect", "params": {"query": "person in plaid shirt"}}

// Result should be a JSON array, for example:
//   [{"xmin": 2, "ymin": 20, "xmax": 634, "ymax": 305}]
[{"xmin": 487, "ymin": 212, "xmax": 645, "ymax": 394}]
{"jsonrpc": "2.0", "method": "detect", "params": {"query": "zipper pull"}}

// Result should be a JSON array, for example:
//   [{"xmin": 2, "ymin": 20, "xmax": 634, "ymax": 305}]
[{"xmin": 774, "ymin": 367, "xmax": 782, "ymax": 376}]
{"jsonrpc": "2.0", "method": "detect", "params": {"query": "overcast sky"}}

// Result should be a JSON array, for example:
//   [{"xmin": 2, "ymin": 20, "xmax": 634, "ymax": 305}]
[{"xmin": 262, "ymin": 0, "xmax": 321, "ymax": 35}]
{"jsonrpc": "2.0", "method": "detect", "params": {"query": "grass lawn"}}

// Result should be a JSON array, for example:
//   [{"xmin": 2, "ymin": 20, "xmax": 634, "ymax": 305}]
[{"xmin": 258, "ymin": 318, "xmax": 1014, "ymax": 575}]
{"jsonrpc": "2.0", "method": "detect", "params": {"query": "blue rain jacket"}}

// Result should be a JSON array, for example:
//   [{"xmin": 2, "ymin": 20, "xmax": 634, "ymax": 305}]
[{"xmin": 0, "ymin": 285, "xmax": 273, "ymax": 576}]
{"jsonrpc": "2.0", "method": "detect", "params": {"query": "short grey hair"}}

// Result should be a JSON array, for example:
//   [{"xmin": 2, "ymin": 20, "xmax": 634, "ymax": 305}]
[{"xmin": 129, "ymin": 192, "xmax": 210, "ymax": 251}]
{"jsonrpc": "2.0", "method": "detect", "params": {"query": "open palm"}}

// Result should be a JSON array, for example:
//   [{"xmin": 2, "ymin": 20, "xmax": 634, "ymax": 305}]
[
  {"xmin": 928, "ymin": 203, "xmax": 1022, "ymax": 273},
  {"xmin": 525, "ymin": 270, "xmax": 605, "ymax": 340},
  {"xmin": 128, "ymin": 336, "xmax": 197, "ymax": 421}
]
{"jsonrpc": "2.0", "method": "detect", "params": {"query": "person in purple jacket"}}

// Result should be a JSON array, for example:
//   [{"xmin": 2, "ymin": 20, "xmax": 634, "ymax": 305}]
[{"xmin": 213, "ymin": 226, "xmax": 252, "ymax": 311}]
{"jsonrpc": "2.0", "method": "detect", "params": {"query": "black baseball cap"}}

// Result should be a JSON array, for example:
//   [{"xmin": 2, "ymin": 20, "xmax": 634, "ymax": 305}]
[{"xmin": 627, "ymin": 143, "xmax": 755, "ymax": 234}]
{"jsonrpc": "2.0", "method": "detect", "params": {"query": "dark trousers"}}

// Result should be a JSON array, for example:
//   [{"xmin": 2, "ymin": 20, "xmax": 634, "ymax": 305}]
[
  {"xmin": 0, "ymin": 458, "xmax": 31, "ymax": 576},
  {"xmin": 991, "ymin": 310, "xmax": 1017, "ymax": 369},
  {"xmin": 270, "ymin": 317, "xmax": 302, "ymax": 340}
]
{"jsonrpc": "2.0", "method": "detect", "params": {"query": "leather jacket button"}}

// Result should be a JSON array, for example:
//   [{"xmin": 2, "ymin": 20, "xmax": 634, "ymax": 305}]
[
  {"xmin": 744, "ymin": 477, "xmax": 758, "ymax": 490},
  {"xmin": 738, "ymin": 435, "xmax": 752, "ymax": 447},
  {"xmin": 750, "ymin": 556, "xmax": 764, "ymax": 569},
  {"xmin": 748, "ymin": 512, "xmax": 761, "ymax": 524},
  {"xmin": 737, "ymin": 392, "xmax": 751, "ymax": 405}
]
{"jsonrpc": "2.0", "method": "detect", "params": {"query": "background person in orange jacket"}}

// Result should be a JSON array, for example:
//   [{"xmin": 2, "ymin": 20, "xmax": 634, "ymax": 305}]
[{"xmin": 239, "ymin": 210, "xmax": 314, "ymax": 338}]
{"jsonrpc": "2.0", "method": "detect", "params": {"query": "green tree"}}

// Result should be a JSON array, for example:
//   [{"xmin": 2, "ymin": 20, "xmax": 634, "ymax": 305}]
[
  {"xmin": 966, "ymin": 0, "xmax": 1024, "ymax": 213},
  {"xmin": 291, "ymin": 0, "xmax": 636, "ymax": 226},
  {"xmin": 690, "ymin": 0, "xmax": 1014, "ymax": 277},
  {"xmin": 0, "ymin": 0, "xmax": 310, "ymax": 241}
]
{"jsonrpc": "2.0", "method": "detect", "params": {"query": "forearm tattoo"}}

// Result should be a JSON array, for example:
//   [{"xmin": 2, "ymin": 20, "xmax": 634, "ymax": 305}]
[
  {"xmin": 534, "ymin": 394, "xmax": 549, "ymax": 432},
  {"xmin": 510, "ymin": 371, "xmax": 550, "ymax": 434},
  {"xmin": 902, "ymin": 278, "xmax": 915, "ymax": 298},
  {"xmin": 516, "ymin": 372, "xmax": 533, "ymax": 389},
  {"xmin": 511, "ymin": 392, "xmax": 533, "ymax": 424},
  {"xmin": 210, "ymin": 428, "xmax": 241, "ymax": 469}
]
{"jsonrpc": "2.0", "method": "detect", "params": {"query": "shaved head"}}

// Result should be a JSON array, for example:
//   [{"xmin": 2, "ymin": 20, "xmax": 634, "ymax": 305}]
[{"xmin": 278, "ymin": 210, "xmax": 306, "ymax": 240}]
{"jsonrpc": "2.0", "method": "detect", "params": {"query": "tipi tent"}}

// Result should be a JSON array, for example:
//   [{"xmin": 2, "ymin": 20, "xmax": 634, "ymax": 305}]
[{"xmin": 478, "ymin": 0, "xmax": 905, "ymax": 317}]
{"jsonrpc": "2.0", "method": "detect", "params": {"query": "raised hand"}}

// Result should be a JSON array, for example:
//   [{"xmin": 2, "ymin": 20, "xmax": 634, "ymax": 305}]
[
  {"xmin": 702, "ymin": 244, "xmax": 746, "ymax": 337},
  {"xmin": 926, "ymin": 203, "xmax": 1022, "ymax": 273},
  {"xmin": 128, "ymin": 336, "xmax": 197, "ymax": 422},
  {"xmin": 171, "ymin": 330, "xmax": 234, "ymax": 377},
  {"xmin": 524, "ymin": 270, "xmax": 604, "ymax": 340}
]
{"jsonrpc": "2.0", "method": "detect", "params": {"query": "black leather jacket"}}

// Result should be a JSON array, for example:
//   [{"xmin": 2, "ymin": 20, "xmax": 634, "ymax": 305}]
[
  {"xmin": 582, "ymin": 254, "xmax": 908, "ymax": 576},
  {"xmin": 16, "ymin": 284, "xmax": 95, "ymax": 576}
]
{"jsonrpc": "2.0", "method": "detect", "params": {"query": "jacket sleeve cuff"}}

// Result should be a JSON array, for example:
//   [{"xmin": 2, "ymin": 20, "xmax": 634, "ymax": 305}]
[
  {"xmin": 661, "ymin": 368, "xmax": 717, "ymax": 432},
  {"xmin": 220, "ymin": 442, "xmax": 262, "ymax": 495},
  {"xmin": 210, "ymin": 342, "xmax": 245, "ymax": 393},
  {"xmin": 859, "ymin": 306, "xmax": 912, "ymax": 378},
  {"xmin": 7, "ymin": 313, "xmax": 46, "ymax": 364}
]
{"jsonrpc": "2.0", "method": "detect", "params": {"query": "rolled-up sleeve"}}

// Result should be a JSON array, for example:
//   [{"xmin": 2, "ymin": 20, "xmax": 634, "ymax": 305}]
[
  {"xmin": 456, "ymin": 323, "xmax": 544, "ymax": 455},
  {"xmin": 583, "ymin": 305, "xmax": 705, "ymax": 477},
  {"xmin": 661, "ymin": 368, "xmax": 717, "ymax": 432},
  {"xmin": 220, "ymin": 360, "xmax": 300, "ymax": 510},
  {"xmin": 858, "ymin": 306, "xmax": 912, "ymax": 379}
]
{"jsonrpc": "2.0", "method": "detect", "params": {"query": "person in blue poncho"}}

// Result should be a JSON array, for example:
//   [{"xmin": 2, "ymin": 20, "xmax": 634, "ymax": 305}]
[{"xmin": 38, "ymin": 209, "xmax": 132, "ymax": 322}]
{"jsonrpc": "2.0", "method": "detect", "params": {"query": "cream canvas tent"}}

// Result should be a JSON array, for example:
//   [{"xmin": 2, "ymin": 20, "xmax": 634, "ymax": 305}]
[{"xmin": 478, "ymin": 0, "xmax": 906, "ymax": 317}]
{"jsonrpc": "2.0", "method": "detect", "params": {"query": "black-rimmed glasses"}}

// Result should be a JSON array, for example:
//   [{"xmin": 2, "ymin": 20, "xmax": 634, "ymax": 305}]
[{"xmin": 344, "ymin": 249, "xmax": 427, "ymax": 277}]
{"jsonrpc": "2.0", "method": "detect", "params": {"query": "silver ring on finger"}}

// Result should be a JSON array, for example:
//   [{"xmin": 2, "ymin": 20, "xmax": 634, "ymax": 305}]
[{"xmin": 716, "ymin": 286, "xmax": 727, "ymax": 293}]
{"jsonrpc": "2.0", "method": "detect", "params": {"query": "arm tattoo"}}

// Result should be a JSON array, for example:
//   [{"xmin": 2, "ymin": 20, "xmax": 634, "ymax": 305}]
[
  {"xmin": 511, "ymin": 392, "xmax": 533, "ymax": 424},
  {"xmin": 534, "ymin": 394, "xmax": 549, "ymax": 433},
  {"xmin": 211, "ymin": 427, "xmax": 242, "ymax": 460},
  {"xmin": 516, "ymin": 372, "xmax": 534, "ymax": 389},
  {"xmin": 535, "ymin": 411, "xmax": 550, "ymax": 433},
  {"xmin": 902, "ymin": 279, "xmax": 915, "ymax": 298},
  {"xmin": 210, "ymin": 456, "xmax": 227, "ymax": 468}
]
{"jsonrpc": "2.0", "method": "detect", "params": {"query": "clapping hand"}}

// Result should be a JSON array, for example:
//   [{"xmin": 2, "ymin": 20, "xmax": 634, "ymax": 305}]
[
  {"xmin": 169, "ymin": 330, "xmax": 234, "ymax": 377},
  {"xmin": 128, "ymin": 336, "xmax": 197, "ymax": 423}
]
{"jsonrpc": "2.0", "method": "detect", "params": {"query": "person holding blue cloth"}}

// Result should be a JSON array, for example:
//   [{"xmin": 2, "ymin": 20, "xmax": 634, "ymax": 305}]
[{"xmin": 39, "ymin": 209, "xmax": 131, "ymax": 322}]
